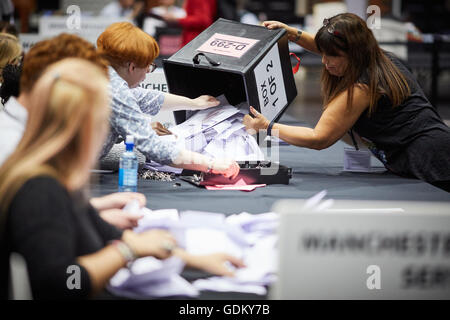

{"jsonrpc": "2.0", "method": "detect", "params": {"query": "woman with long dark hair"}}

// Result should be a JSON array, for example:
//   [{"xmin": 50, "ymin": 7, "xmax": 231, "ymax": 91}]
[{"xmin": 244, "ymin": 13, "xmax": 450, "ymax": 191}]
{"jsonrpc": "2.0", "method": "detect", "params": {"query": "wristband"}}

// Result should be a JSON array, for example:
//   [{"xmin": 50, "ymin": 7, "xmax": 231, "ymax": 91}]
[{"xmin": 110, "ymin": 240, "xmax": 137, "ymax": 263}]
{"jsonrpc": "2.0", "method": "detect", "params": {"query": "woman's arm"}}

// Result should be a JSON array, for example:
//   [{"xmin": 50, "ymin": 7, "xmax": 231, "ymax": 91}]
[
  {"xmin": 162, "ymin": 93, "xmax": 220, "ymax": 111},
  {"xmin": 263, "ymin": 21, "xmax": 320, "ymax": 55},
  {"xmin": 243, "ymin": 85, "xmax": 370, "ymax": 150},
  {"xmin": 175, "ymin": 0, "xmax": 215, "ymax": 30}
]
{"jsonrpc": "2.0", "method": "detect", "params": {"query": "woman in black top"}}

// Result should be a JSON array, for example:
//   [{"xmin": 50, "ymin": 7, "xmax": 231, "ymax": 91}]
[
  {"xmin": 0, "ymin": 58, "xmax": 243, "ymax": 299},
  {"xmin": 244, "ymin": 13, "xmax": 450, "ymax": 191}
]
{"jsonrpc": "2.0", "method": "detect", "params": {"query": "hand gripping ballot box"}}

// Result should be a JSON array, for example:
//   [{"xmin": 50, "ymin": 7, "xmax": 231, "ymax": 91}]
[
  {"xmin": 162, "ymin": 18, "xmax": 297, "ymax": 185},
  {"xmin": 162, "ymin": 18, "xmax": 297, "ymax": 125}
]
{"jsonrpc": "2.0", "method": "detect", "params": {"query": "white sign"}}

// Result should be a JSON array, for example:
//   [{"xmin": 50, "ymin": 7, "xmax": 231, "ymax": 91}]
[
  {"xmin": 138, "ymin": 70, "xmax": 176, "ymax": 129},
  {"xmin": 272, "ymin": 200, "xmax": 450, "ymax": 299},
  {"xmin": 197, "ymin": 33, "xmax": 259, "ymax": 58},
  {"xmin": 253, "ymin": 44, "xmax": 288, "ymax": 122}
]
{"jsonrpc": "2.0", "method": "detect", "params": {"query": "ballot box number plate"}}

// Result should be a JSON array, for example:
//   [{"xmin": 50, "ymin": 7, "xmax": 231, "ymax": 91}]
[
  {"xmin": 254, "ymin": 45, "xmax": 288, "ymax": 121},
  {"xmin": 197, "ymin": 33, "xmax": 259, "ymax": 58}
]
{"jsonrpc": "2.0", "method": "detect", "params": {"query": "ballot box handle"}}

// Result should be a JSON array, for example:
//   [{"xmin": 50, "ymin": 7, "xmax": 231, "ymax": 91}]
[
  {"xmin": 193, "ymin": 53, "xmax": 221, "ymax": 66},
  {"xmin": 290, "ymin": 52, "xmax": 301, "ymax": 74}
]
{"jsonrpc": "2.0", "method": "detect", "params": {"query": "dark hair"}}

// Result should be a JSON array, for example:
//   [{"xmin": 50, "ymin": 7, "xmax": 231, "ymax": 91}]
[
  {"xmin": 314, "ymin": 13, "xmax": 410, "ymax": 114},
  {"xmin": 20, "ymin": 33, "xmax": 109, "ymax": 93},
  {"xmin": 1, "ymin": 63, "xmax": 22, "ymax": 104}
]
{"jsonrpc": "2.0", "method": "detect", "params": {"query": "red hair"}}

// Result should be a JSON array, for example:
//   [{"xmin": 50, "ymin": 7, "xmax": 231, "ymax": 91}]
[{"xmin": 97, "ymin": 22, "xmax": 159, "ymax": 68}]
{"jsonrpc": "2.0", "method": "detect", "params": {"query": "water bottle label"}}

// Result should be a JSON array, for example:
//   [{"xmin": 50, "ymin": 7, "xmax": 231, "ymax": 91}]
[{"xmin": 119, "ymin": 168, "xmax": 137, "ymax": 187}]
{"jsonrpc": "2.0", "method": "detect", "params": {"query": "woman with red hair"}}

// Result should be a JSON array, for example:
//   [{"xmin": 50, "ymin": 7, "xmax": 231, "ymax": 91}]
[{"xmin": 97, "ymin": 22, "xmax": 239, "ymax": 177}]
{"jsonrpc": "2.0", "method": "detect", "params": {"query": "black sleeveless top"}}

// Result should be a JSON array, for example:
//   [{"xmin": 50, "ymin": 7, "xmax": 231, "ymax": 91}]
[{"xmin": 353, "ymin": 54, "xmax": 450, "ymax": 186}]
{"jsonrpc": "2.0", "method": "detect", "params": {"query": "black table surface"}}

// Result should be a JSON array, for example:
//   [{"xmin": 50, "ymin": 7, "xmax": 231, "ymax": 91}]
[{"xmin": 89, "ymin": 114, "xmax": 449, "ymax": 300}]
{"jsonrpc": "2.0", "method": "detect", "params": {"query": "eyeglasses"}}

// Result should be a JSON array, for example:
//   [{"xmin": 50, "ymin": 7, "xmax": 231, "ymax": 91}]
[
  {"xmin": 149, "ymin": 62, "xmax": 157, "ymax": 73},
  {"xmin": 323, "ymin": 18, "xmax": 344, "ymax": 40}
]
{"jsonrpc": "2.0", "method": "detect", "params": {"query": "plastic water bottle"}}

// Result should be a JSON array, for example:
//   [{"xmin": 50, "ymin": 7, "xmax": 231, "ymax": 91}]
[{"xmin": 118, "ymin": 136, "xmax": 138, "ymax": 192}]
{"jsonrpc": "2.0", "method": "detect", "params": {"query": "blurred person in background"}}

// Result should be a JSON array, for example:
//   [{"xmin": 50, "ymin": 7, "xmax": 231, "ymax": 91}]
[{"xmin": 244, "ymin": 14, "xmax": 450, "ymax": 192}]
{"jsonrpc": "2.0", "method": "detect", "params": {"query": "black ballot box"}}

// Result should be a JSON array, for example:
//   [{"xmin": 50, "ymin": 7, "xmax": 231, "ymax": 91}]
[{"xmin": 162, "ymin": 18, "xmax": 297, "ymax": 124}]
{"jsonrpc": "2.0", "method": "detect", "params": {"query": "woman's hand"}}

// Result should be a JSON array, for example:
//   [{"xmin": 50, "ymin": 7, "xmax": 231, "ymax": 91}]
[
  {"xmin": 263, "ymin": 21, "xmax": 300, "ymax": 42},
  {"xmin": 151, "ymin": 121, "xmax": 173, "ymax": 136},
  {"xmin": 99, "ymin": 209, "xmax": 142, "ymax": 230},
  {"xmin": 209, "ymin": 158, "xmax": 240, "ymax": 179},
  {"xmin": 90, "ymin": 192, "xmax": 146, "ymax": 212},
  {"xmin": 122, "ymin": 229, "xmax": 177, "ymax": 260},
  {"xmin": 243, "ymin": 106, "xmax": 270, "ymax": 134},
  {"xmin": 192, "ymin": 95, "xmax": 220, "ymax": 110}
]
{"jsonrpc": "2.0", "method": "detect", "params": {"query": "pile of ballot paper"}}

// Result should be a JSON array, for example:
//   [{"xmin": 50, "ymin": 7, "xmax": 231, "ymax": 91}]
[
  {"xmin": 162, "ymin": 95, "xmax": 265, "ymax": 161},
  {"xmin": 107, "ymin": 201, "xmax": 278, "ymax": 298}
]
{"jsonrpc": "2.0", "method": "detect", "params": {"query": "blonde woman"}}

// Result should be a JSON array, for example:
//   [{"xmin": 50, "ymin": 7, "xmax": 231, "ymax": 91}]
[
  {"xmin": 0, "ymin": 58, "xmax": 243, "ymax": 299},
  {"xmin": 0, "ymin": 33, "xmax": 22, "ymax": 84}
]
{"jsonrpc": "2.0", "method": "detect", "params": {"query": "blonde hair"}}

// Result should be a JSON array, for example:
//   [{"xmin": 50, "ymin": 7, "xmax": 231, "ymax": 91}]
[
  {"xmin": 0, "ymin": 33, "xmax": 22, "ymax": 81},
  {"xmin": 0, "ymin": 58, "xmax": 110, "ymax": 216}
]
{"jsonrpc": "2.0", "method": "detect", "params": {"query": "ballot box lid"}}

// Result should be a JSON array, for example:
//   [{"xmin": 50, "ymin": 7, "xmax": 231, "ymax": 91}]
[{"xmin": 164, "ymin": 18, "xmax": 286, "ymax": 74}]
